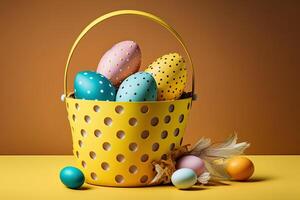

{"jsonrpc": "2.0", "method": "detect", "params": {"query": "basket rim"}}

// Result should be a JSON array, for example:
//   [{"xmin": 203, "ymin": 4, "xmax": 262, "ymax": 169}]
[{"xmin": 66, "ymin": 92, "xmax": 192, "ymax": 104}]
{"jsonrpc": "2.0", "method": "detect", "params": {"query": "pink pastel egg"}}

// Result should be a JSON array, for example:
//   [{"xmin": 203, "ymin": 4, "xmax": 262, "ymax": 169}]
[
  {"xmin": 97, "ymin": 40, "xmax": 141, "ymax": 86},
  {"xmin": 176, "ymin": 155, "xmax": 205, "ymax": 176}
]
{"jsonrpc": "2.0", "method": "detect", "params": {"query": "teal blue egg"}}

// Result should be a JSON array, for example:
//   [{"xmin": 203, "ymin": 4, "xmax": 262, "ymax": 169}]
[
  {"xmin": 74, "ymin": 71, "xmax": 116, "ymax": 101},
  {"xmin": 171, "ymin": 168, "xmax": 197, "ymax": 189},
  {"xmin": 116, "ymin": 72, "xmax": 157, "ymax": 102},
  {"xmin": 60, "ymin": 166, "xmax": 85, "ymax": 189}
]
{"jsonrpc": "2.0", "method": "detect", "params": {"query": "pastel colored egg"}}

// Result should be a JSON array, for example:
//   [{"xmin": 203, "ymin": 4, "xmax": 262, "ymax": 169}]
[
  {"xmin": 116, "ymin": 72, "xmax": 157, "ymax": 102},
  {"xmin": 74, "ymin": 71, "xmax": 116, "ymax": 101},
  {"xmin": 171, "ymin": 168, "xmax": 197, "ymax": 189},
  {"xmin": 176, "ymin": 155, "xmax": 205, "ymax": 176},
  {"xmin": 145, "ymin": 53, "xmax": 187, "ymax": 101},
  {"xmin": 226, "ymin": 157, "xmax": 255, "ymax": 181},
  {"xmin": 60, "ymin": 166, "xmax": 85, "ymax": 189},
  {"xmin": 97, "ymin": 40, "xmax": 141, "ymax": 86}
]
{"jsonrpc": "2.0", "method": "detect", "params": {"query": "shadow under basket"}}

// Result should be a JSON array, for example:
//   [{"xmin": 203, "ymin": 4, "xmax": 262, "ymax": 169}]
[{"xmin": 66, "ymin": 93, "xmax": 192, "ymax": 187}]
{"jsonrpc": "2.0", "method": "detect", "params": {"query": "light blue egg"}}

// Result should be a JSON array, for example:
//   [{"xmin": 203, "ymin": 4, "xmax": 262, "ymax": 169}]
[
  {"xmin": 60, "ymin": 166, "xmax": 85, "ymax": 189},
  {"xmin": 171, "ymin": 168, "xmax": 197, "ymax": 189},
  {"xmin": 74, "ymin": 71, "xmax": 116, "ymax": 101},
  {"xmin": 116, "ymin": 72, "xmax": 157, "ymax": 102}
]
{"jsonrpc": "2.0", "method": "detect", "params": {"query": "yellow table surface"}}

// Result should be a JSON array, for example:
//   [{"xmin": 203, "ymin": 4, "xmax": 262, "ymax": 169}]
[{"xmin": 0, "ymin": 155, "xmax": 299, "ymax": 200}]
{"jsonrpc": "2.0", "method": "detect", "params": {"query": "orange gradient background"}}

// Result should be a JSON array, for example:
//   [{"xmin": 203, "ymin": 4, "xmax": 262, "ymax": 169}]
[{"xmin": 0, "ymin": 0, "xmax": 299, "ymax": 154}]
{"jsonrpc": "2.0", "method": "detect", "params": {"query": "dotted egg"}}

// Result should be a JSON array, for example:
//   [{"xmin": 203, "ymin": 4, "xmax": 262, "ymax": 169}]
[
  {"xmin": 145, "ymin": 53, "xmax": 187, "ymax": 101},
  {"xmin": 116, "ymin": 72, "xmax": 157, "ymax": 102},
  {"xmin": 97, "ymin": 40, "xmax": 141, "ymax": 86},
  {"xmin": 74, "ymin": 71, "xmax": 116, "ymax": 101}
]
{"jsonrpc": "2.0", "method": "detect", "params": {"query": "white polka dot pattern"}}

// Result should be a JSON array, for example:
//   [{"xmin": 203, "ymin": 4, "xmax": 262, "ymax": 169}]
[
  {"xmin": 74, "ymin": 71, "xmax": 116, "ymax": 101},
  {"xmin": 97, "ymin": 40, "xmax": 141, "ymax": 86}
]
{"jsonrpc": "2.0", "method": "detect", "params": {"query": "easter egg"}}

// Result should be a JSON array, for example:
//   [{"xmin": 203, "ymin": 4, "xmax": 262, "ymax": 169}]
[
  {"xmin": 176, "ymin": 155, "xmax": 205, "ymax": 176},
  {"xmin": 171, "ymin": 168, "xmax": 197, "ymax": 189},
  {"xmin": 74, "ymin": 71, "xmax": 116, "ymax": 101},
  {"xmin": 145, "ymin": 53, "xmax": 187, "ymax": 101},
  {"xmin": 225, "ymin": 157, "xmax": 254, "ymax": 181},
  {"xmin": 60, "ymin": 166, "xmax": 85, "ymax": 189},
  {"xmin": 97, "ymin": 40, "xmax": 141, "ymax": 86},
  {"xmin": 116, "ymin": 72, "xmax": 157, "ymax": 102}
]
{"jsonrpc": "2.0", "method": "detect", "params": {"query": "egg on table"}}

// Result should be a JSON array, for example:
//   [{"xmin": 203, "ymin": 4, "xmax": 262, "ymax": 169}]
[
  {"xmin": 60, "ymin": 166, "xmax": 85, "ymax": 189},
  {"xmin": 97, "ymin": 40, "xmax": 141, "ymax": 86},
  {"xmin": 171, "ymin": 168, "xmax": 197, "ymax": 189},
  {"xmin": 74, "ymin": 71, "xmax": 116, "ymax": 101},
  {"xmin": 116, "ymin": 72, "xmax": 157, "ymax": 102},
  {"xmin": 145, "ymin": 53, "xmax": 187, "ymax": 101},
  {"xmin": 225, "ymin": 157, "xmax": 255, "ymax": 181},
  {"xmin": 176, "ymin": 155, "xmax": 205, "ymax": 176}
]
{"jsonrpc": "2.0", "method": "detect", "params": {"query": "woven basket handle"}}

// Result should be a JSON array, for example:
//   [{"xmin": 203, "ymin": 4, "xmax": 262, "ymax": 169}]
[{"xmin": 64, "ymin": 10, "xmax": 196, "ymax": 100}]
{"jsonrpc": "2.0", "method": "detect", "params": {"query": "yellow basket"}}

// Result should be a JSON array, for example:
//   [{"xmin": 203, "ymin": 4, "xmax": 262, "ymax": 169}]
[{"xmin": 63, "ymin": 10, "xmax": 196, "ymax": 187}]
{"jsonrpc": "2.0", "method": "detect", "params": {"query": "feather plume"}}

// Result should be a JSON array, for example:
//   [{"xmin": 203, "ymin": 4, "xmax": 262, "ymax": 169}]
[
  {"xmin": 197, "ymin": 172, "xmax": 211, "ymax": 184},
  {"xmin": 189, "ymin": 137, "xmax": 211, "ymax": 157},
  {"xmin": 150, "ymin": 133, "xmax": 250, "ymax": 183},
  {"xmin": 203, "ymin": 159, "xmax": 229, "ymax": 179},
  {"xmin": 190, "ymin": 133, "xmax": 250, "ymax": 158},
  {"xmin": 190, "ymin": 133, "xmax": 250, "ymax": 180}
]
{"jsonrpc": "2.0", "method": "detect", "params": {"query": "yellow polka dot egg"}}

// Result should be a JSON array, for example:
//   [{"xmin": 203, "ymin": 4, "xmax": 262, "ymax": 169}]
[{"xmin": 145, "ymin": 53, "xmax": 187, "ymax": 101}]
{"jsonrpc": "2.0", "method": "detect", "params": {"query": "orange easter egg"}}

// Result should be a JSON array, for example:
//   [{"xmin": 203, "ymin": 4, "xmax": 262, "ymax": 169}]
[{"xmin": 226, "ymin": 157, "xmax": 254, "ymax": 181}]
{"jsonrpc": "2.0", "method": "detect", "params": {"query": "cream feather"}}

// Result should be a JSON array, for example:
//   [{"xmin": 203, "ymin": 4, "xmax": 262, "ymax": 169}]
[
  {"xmin": 150, "ymin": 133, "xmax": 250, "ymax": 183},
  {"xmin": 190, "ymin": 133, "xmax": 250, "ymax": 179}
]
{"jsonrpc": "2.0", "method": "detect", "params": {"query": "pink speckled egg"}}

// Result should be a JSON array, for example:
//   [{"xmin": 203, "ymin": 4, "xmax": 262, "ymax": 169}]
[
  {"xmin": 97, "ymin": 40, "xmax": 141, "ymax": 86},
  {"xmin": 176, "ymin": 155, "xmax": 205, "ymax": 176}
]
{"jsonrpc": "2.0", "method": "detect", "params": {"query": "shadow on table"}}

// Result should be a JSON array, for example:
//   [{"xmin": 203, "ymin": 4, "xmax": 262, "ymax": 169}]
[
  {"xmin": 203, "ymin": 175, "xmax": 274, "ymax": 187},
  {"xmin": 81, "ymin": 176, "xmax": 274, "ymax": 190},
  {"xmin": 242, "ymin": 176, "xmax": 274, "ymax": 182},
  {"xmin": 184, "ymin": 186, "xmax": 209, "ymax": 191},
  {"xmin": 78, "ymin": 185, "xmax": 94, "ymax": 190},
  {"xmin": 205, "ymin": 181, "xmax": 230, "ymax": 186}
]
